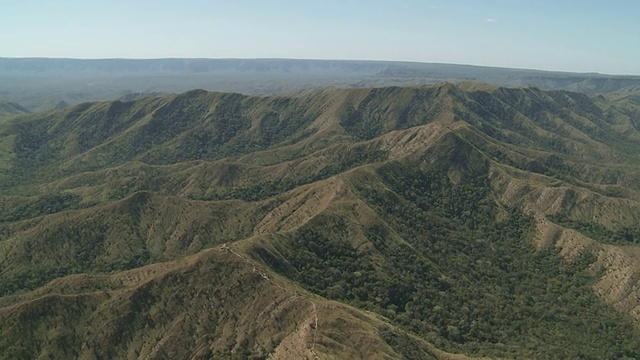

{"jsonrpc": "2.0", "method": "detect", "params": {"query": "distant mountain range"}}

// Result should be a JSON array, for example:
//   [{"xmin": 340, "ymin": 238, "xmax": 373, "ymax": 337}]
[
  {"xmin": 2, "ymin": 58, "xmax": 640, "ymax": 111},
  {"xmin": 2, "ymin": 83, "xmax": 640, "ymax": 358}
]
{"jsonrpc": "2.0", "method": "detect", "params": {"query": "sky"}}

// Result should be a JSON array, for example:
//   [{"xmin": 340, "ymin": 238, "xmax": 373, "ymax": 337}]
[{"xmin": 1, "ymin": 0, "xmax": 639, "ymax": 75}]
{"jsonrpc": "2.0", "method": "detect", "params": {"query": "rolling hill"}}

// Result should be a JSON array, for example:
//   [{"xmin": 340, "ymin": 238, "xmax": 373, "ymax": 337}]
[{"xmin": 2, "ymin": 84, "xmax": 640, "ymax": 358}]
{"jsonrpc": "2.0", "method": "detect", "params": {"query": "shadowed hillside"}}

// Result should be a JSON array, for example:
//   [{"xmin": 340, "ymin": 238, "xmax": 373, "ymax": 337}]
[{"xmin": 2, "ymin": 84, "xmax": 640, "ymax": 358}]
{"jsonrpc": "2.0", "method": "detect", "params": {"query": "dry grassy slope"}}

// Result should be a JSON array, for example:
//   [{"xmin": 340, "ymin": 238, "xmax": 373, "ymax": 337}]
[
  {"xmin": 529, "ymin": 217, "xmax": 640, "ymax": 324},
  {"xmin": 0, "ymin": 244, "xmax": 476, "ymax": 360},
  {"xmin": 491, "ymin": 164, "xmax": 640, "ymax": 228},
  {"xmin": 254, "ymin": 177, "xmax": 349, "ymax": 234},
  {"xmin": 490, "ymin": 159, "xmax": 640, "ymax": 324},
  {"xmin": 250, "ymin": 121, "xmax": 465, "ymax": 236}
]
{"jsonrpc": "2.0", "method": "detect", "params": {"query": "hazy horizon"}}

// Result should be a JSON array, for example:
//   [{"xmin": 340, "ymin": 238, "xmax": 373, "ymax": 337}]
[
  {"xmin": 1, "ymin": 0, "xmax": 639, "ymax": 75},
  {"xmin": 1, "ymin": 57, "xmax": 638, "ymax": 78}
]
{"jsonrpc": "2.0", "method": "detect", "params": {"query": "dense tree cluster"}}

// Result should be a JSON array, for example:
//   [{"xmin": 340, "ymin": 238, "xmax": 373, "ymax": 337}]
[{"xmin": 266, "ymin": 163, "xmax": 640, "ymax": 358}]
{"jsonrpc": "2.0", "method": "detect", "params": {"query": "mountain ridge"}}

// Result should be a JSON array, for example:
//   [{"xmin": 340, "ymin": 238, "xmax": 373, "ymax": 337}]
[{"xmin": 3, "ymin": 83, "xmax": 640, "ymax": 358}]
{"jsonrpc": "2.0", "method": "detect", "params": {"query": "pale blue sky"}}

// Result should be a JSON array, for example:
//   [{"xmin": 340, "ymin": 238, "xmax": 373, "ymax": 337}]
[{"xmin": 1, "ymin": 0, "xmax": 639, "ymax": 75}]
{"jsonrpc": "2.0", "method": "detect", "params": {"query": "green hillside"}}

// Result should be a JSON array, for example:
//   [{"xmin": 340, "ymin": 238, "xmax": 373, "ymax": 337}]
[
  {"xmin": 2, "ymin": 84, "xmax": 640, "ymax": 359},
  {"xmin": 0, "ymin": 99, "xmax": 29, "ymax": 122}
]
